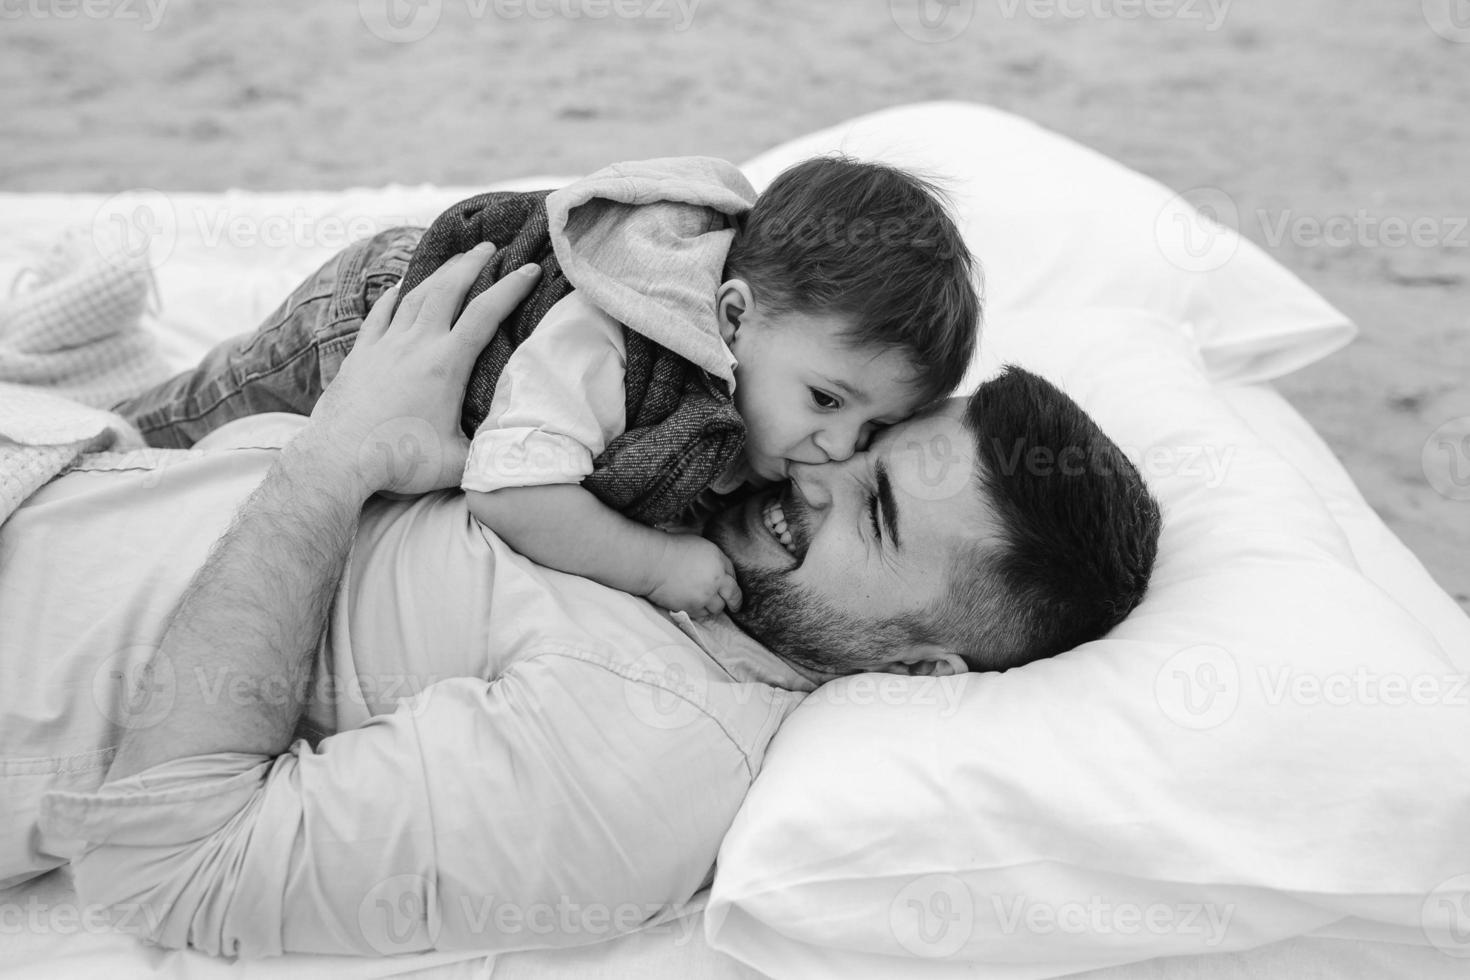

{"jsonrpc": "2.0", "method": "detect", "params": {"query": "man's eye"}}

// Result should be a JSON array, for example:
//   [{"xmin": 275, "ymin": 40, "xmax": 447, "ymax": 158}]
[
  {"xmin": 868, "ymin": 492, "xmax": 882, "ymax": 543},
  {"xmin": 810, "ymin": 388, "xmax": 840, "ymax": 410}
]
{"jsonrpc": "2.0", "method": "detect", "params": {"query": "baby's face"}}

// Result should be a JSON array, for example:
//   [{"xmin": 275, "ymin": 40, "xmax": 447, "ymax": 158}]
[{"xmin": 728, "ymin": 309, "xmax": 926, "ymax": 483}]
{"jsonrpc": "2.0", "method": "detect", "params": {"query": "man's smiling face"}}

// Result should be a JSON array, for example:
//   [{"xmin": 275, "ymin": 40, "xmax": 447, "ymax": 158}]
[{"xmin": 706, "ymin": 400, "xmax": 994, "ymax": 676}]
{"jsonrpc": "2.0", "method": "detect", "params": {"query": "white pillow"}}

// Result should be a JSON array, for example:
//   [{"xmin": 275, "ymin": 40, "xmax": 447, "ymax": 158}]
[
  {"xmin": 740, "ymin": 102, "xmax": 1356, "ymax": 385},
  {"xmin": 705, "ymin": 308, "xmax": 1470, "ymax": 979}
]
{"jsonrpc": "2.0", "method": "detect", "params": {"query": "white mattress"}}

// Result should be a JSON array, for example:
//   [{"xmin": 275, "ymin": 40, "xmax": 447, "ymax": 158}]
[
  {"xmin": 3, "ymin": 170, "xmax": 1465, "ymax": 976},
  {"xmin": 2, "ymin": 377, "xmax": 1458, "ymax": 980}
]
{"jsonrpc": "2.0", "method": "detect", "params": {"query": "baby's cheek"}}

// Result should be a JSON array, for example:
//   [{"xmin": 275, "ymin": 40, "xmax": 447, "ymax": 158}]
[{"xmin": 739, "ymin": 401, "xmax": 779, "ymax": 455}]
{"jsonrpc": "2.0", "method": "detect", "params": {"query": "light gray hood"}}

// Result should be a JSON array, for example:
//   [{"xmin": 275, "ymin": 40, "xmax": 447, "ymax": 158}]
[{"xmin": 546, "ymin": 156, "xmax": 757, "ymax": 386}]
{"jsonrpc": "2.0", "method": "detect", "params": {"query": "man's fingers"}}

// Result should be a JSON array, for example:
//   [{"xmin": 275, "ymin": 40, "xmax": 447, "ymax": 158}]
[
  {"xmin": 399, "ymin": 244, "xmax": 497, "ymax": 330},
  {"xmin": 390, "ymin": 253, "xmax": 457, "ymax": 326},
  {"xmin": 417, "ymin": 244, "xmax": 498, "ymax": 331},
  {"xmin": 358, "ymin": 282, "xmax": 400, "ymax": 344},
  {"xmin": 453, "ymin": 263, "xmax": 542, "ymax": 357}
]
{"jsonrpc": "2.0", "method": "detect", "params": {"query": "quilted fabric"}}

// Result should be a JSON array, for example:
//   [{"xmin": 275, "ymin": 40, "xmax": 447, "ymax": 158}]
[
  {"xmin": 0, "ymin": 228, "xmax": 170, "ymax": 524},
  {"xmin": 0, "ymin": 227, "xmax": 172, "ymax": 409}
]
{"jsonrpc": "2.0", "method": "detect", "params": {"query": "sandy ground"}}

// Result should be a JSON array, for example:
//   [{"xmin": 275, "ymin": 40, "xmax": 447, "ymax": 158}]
[{"xmin": 2, "ymin": 0, "xmax": 1466, "ymax": 613}]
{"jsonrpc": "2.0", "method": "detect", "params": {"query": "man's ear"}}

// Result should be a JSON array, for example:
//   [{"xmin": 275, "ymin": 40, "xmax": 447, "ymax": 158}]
[
  {"xmin": 886, "ymin": 645, "xmax": 969, "ymax": 677},
  {"xmin": 715, "ymin": 279, "xmax": 753, "ymax": 347}
]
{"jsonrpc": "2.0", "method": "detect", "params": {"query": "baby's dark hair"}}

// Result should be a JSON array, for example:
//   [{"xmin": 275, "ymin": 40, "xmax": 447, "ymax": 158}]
[{"xmin": 723, "ymin": 156, "xmax": 981, "ymax": 406}]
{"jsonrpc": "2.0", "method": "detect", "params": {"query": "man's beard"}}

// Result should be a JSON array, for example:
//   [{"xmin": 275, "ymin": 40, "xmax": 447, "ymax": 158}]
[{"xmin": 705, "ymin": 501, "xmax": 910, "ymax": 676}]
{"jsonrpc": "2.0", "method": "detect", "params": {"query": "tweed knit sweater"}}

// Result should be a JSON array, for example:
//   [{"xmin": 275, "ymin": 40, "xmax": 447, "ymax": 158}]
[{"xmin": 396, "ymin": 157, "xmax": 757, "ymax": 527}]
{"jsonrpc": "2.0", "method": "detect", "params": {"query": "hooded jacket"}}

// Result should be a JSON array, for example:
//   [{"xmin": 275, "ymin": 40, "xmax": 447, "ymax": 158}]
[{"xmin": 395, "ymin": 157, "xmax": 758, "ymax": 527}]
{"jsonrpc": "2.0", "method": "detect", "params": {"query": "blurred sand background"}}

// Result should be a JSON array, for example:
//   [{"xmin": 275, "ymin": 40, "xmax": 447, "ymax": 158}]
[{"xmin": 2, "ymin": 0, "xmax": 1466, "ymax": 612}]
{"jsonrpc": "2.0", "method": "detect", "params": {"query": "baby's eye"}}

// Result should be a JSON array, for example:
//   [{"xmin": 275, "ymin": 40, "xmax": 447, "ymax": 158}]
[{"xmin": 809, "ymin": 388, "xmax": 841, "ymax": 410}]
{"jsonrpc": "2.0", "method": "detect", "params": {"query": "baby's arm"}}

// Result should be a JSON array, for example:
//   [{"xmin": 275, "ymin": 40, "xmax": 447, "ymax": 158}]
[
  {"xmin": 461, "ymin": 291, "xmax": 739, "ymax": 616},
  {"xmin": 466, "ymin": 485, "xmax": 741, "ymax": 617}
]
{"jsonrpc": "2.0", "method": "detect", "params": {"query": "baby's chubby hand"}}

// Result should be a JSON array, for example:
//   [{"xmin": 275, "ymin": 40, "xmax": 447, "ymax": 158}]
[{"xmin": 644, "ymin": 534, "xmax": 743, "ymax": 619}]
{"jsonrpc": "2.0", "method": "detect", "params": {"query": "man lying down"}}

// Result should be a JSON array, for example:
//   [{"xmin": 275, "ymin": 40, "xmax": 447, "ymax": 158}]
[{"xmin": 0, "ymin": 247, "xmax": 1161, "ymax": 960}]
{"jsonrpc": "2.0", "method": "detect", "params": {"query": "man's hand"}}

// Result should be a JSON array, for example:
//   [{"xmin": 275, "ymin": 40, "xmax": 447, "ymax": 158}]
[
  {"xmin": 103, "ymin": 244, "xmax": 541, "ymax": 783},
  {"xmin": 302, "ymin": 243, "xmax": 542, "ymax": 498},
  {"xmin": 644, "ymin": 534, "xmax": 743, "ymax": 619}
]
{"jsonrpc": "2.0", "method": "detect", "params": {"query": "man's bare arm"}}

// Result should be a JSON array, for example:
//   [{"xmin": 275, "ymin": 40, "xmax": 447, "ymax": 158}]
[
  {"xmin": 104, "ymin": 244, "xmax": 541, "ymax": 783},
  {"xmin": 104, "ymin": 437, "xmax": 368, "ymax": 780}
]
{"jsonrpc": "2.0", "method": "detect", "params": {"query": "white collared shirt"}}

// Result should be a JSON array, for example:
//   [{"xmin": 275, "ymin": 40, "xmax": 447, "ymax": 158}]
[{"xmin": 3, "ymin": 421, "xmax": 812, "ymax": 955}]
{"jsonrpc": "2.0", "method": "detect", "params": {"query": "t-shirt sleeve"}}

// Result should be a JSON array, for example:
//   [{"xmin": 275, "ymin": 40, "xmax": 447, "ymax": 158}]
[
  {"xmin": 39, "ymin": 657, "xmax": 752, "ymax": 957},
  {"xmin": 462, "ymin": 292, "xmax": 627, "ymax": 493}
]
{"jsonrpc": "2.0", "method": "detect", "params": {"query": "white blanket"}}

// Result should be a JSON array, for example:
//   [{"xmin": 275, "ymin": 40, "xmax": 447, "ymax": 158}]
[
  {"xmin": 2, "ymin": 101, "xmax": 1462, "ymax": 980},
  {"xmin": 0, "ymin": 385, "xmax": 142, "ymax": 525}
]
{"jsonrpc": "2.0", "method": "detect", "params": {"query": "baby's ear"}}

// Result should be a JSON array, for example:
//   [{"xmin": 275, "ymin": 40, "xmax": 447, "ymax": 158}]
[{"xmin": 715, "ymin": 279, "xmax": 753, "ymax": 346}]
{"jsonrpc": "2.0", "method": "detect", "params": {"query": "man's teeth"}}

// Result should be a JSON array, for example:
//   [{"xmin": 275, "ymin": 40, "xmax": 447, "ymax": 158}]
[{"xmin": 763, "ymin": 500, "xmax": 796, "ymax": 554}]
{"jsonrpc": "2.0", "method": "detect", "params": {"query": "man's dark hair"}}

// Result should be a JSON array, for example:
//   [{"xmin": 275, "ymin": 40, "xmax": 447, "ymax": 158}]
[
  {"xmin": 723, "ymin": 155, "xmax": 982, "ymax": 406},
  {"xmin": 914, "ymin": 367, "xmax": 1163, "ymax": 671}
]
